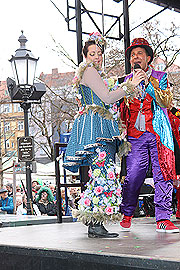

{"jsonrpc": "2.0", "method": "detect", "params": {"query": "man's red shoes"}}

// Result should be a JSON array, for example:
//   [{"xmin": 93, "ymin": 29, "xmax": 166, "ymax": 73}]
[
  {"xmin": 120, "ymin": 215, "xmax": 133, "ymax": 231},
  {"xmin": 156, "ymin": 220, "xmax": 179, "ymax": 233}
]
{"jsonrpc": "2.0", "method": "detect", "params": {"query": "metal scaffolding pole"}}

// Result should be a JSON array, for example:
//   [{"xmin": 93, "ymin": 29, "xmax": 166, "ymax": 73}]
[
  {"xmin": 123, "ymin": 0, "xmax": 131, "ymax": 74},
  {"xmin": 75, "ymin": 0, "xmax": 83, "ymax": 64}
]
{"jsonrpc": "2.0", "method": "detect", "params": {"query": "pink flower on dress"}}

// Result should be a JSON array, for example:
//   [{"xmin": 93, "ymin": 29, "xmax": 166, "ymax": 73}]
[
  {"xmin": 88, "ymin": 169, "xmax": 92, "ymax": 177},
  {"xmin": 116, "ymin": 188, "xmax": 121, "ymax": 196},
  {"xmin": 105, "ymin": 206, "xmax": 114, "ymax": 215},
  {"xmin": 95, "ymin": 186, "xmax": 104, "ymax": 195},
  {"xmin": 96, "ymin": 160, "xmax": 105, "ymax": 167},
  {"xmin": 80, "ymin": 193, "xmax": 84, "ymax": 198},
  {"xmin": 107, "ymin": 171, "xmax": 115, "ymax": 180},
  {"xmin": 84, "ymin": 198, "xmax": 91, "ymax": 206},
  {"xmin": 98, "ymin": 151, "xmax": 106, "ymax": 160}
]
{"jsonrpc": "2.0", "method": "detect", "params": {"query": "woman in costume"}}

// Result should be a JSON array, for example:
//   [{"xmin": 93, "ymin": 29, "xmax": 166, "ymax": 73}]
[
  {"xmin": 64, "ymin": 32, "xmax": 146, "ymax": 238},
  {"xmin": 35, "ymin": 186, "xmax": 57, "ymax": 216}
]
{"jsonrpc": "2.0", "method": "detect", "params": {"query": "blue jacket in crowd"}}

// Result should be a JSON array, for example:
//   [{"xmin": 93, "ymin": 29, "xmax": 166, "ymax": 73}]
[{"xmin": 0, "ymin": 197, "xmax": 14, "ymax": 214}]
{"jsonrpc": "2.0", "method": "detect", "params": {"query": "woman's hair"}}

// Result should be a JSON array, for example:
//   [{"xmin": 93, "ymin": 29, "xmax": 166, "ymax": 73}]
[
  {"xmin": 82, "ymin": 40, "xmax": 104, "ymax": 57},
  {"xmin": 36, "ymin": 186, "xmax": 54, "ymax": 203}
]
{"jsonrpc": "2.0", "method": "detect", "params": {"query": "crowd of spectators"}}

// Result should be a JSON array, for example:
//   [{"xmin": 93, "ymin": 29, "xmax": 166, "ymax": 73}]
[{"xmin": 0, "ymin": 181, "xmax": 81, "ymax": 218}]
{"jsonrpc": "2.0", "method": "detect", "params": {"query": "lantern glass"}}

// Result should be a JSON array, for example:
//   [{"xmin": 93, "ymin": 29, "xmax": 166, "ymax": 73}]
[
  {"xmin": 11, "ymin": 57, "xmax": 37, "ymax": 86},
  {"xmin": 11, "ymin": 58, "xmax": 27, "ymax": 86},
  {"xmin": 28, "ymin": 58, "xmax": 37, "ymax": 85}
]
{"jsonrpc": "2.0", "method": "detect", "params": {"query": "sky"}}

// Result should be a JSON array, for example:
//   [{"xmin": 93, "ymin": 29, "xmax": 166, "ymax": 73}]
[{"xmin": 0, "ymin": 0, "xmax": 179, "ymax": 81}]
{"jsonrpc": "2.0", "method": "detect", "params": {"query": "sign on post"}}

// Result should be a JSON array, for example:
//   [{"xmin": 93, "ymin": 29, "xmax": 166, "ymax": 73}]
[{"xmin": 17, "ymin": 136, "xmax": 34, "ymax": 162}]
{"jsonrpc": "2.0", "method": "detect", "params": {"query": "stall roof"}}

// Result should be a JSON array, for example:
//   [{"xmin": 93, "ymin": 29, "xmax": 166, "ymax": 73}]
[{"xmin": 146, "ymin": 0, "xmax": 180, "ymax": 13}]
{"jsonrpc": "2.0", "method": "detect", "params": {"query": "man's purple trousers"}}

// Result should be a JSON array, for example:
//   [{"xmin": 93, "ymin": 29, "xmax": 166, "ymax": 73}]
[{"xmin": 121, "ymin": 132, "xmax": 173, "ymax": 221}]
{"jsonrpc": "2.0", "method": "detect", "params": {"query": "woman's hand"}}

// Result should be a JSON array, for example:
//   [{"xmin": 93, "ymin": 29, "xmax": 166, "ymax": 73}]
[{"xmin": 131, "ymin": 69, "xmax": 148, "ymax": 87}]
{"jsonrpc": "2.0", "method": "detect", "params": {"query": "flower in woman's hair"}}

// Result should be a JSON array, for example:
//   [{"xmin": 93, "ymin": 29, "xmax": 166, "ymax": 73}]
[
  {"xmin": 98, "ymin": 151, "xmax": 106, "ymax": 160},
  {"xmin": 105, "ymin": 206, "xmax": 114, "ymax": 215},
  {"xmin": 94, "ymin": 186, "xmax": 104, "ymax": 195},
  {"xmin": 84, "ymin": 198, "xmax": 91, "ymax": 206},
  {"xmin": 88, "ymin": 32, "xmax": 107, "ymax": 48},
  {"xmin": 107, "ymin": 170, "xmax": 115, "ymax": 180}
]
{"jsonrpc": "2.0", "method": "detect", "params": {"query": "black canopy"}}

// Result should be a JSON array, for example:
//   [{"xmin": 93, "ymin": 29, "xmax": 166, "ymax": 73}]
[{"xmin": 146, "ymin": 0, "xmax": 180, "ymax": 13}]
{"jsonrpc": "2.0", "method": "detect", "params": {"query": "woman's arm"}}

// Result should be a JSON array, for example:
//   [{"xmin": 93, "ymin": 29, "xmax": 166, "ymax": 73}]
[{"xmin": 82, "ymin": 67, "xmax": 139, "ymax": 104}]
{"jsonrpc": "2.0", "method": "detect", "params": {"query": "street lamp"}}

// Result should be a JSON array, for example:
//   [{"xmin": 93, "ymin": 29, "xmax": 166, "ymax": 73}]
[{"xmin": 7, "ymin": 31, "xmax": 46, "ymax": 214}]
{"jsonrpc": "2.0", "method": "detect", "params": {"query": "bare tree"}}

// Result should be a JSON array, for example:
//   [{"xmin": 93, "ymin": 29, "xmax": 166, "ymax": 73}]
[
  {"xmin": 141, "ymin": 20, "xmax": 180, "ymax": 70},
  {"xmin": 29, "ymin": 81, "xmax": 78, "ymax": 161}
]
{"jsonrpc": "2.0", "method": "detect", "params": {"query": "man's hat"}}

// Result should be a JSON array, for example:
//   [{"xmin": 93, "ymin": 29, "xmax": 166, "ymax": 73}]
[
  {"xmin": 125, "ymin": 38, "xmax": 153, "ymax": 64},
  {"xmin": 0, "ymin": 188, "xmax": 8, "ymax": 194}
]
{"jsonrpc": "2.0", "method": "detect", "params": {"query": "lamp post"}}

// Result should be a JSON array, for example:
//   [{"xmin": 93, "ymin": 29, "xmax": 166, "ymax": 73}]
[{"xmin": 8, "ymin": 31, "xmax": 39, "ymax": 214}]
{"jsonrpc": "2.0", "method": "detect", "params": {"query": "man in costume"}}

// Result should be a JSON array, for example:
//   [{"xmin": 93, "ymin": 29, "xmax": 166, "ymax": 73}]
[{"xmin": 119, "ymin": 37, "xmax": 179, "ymax": 233}]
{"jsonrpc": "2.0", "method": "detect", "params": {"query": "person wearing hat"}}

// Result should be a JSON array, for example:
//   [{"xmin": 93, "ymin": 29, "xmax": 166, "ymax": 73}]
[
  {"xmin": 0, "ymin": 188, "xmax": 14, "ymax": 214},
  {"xmin": 119, "ymin": 38, "xmax": 179, "ymax": 233},
  {"xmin": 6, "ymin": 183, "xmax": 13, "ymax": 197}
]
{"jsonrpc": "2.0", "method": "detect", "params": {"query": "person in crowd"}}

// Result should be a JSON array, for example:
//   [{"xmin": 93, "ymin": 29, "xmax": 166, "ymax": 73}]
[
  {"xmin": 17, "ymin": 193, "xmax": 41, "ymax": 216},
  {"xmin": 32, "ymin": 180, "xmax": 39, "ymax": 189},
  {"xmin": 68, "ymin": 187, "xmax": 78, "ymax": 209},
  {"xmin": 6, "ymin": 183, "xmax": 13, "ymax": 197},
  {"xmin": 63, "ymin": 32, "xmax": 144, "ymax": 238},
  {"xmin": 0, "ymin": 188, "xmax": 14, "ymax": 214},
  {"xmin": 16, "ymin": 185, "xmax": 22, "ymax": 193},
  {"xmin": 16, "ymin": 192, "xmax": 23, "ymax": 211},
  {"xmin": 60, "ymin": 188, "xmax": 73, "ymax": 216},
  {"xmin": 119, "ymin": 37, "xmax": 179, "ymax": 233},
  {"xmin": 32, "ymin": 180, "xmax": 41, "ymax": 201},
  {"xmin": 49, "ymin": 184, "xmax": 56, "ymax": 199},
  {"xmin": 35, "ymin": 186, "xmax": 57, "ymax": 216}
]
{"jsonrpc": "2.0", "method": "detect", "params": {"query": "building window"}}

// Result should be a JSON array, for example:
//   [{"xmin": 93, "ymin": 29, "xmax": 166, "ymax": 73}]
[
  {"xmin": 18, "ymin": 104, "xmax": 23, "ymax": 112},
  {"xmin": 12, "ymin": 142, "xmax": 14, "ymax": 148},
  {"xmin": 4, "ymin": 122, "xmax": 10, "ymax": 133},
  {"xmin": 18, "ymin": 121, "xmax": 24, "ymax": 131},
  {"xmin": 6, "ymin": 140, "xmax": 10, "ymax": 148},
  {"xmin": 14, "ymin": 104, "xmax": 23, "ymax": 113},
  {"xmin": 3, "ymin": 104, "xmax": 12, "ymax": 113}
]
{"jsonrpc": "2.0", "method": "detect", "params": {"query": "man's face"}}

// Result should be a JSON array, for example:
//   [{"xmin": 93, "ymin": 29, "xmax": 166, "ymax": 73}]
[
  {"xmin": 32, "ymin": 181, "xmax": 38, "ymax": 188},
  {"xmin": 0, "ymin": 192, "xmax": 8, "ymax": 200},
  {"xmin": 130, "ymin": 47, "xmax": 151, "ymax": 71},
  {"xmin": 6, "ymin": 186, "xmax": 10, "ymax": 192}
]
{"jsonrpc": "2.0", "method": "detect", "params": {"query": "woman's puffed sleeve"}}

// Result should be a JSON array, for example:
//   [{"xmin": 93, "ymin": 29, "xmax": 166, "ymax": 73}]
[{"xmin": 82, "ymin": 67, "xmax": 127, "ymax": 104}]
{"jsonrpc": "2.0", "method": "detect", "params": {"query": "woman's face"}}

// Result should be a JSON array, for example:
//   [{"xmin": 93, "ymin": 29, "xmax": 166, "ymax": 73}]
[
  {"xmin": 41, "ymin": 191, "xmax": 48, "ymax": 200},
  {"xmin": 86, "ymin": 44, "xmax": 103, "ymax": 68}
]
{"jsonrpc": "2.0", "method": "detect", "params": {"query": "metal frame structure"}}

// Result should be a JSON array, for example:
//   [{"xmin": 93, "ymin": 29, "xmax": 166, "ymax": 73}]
[
  {"xmin": 65, "ymin": 0, "xmax": 180, "ymax": 74},
  {"xmin": 54, "ymin": 142, "xmax": 87, "ymax": 223}
]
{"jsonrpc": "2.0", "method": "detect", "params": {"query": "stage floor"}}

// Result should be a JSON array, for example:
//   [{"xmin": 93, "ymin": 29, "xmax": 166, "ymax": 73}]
[{"xmin": 0, "ymin": 216, "xmax": 180, "ymax": 269}]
